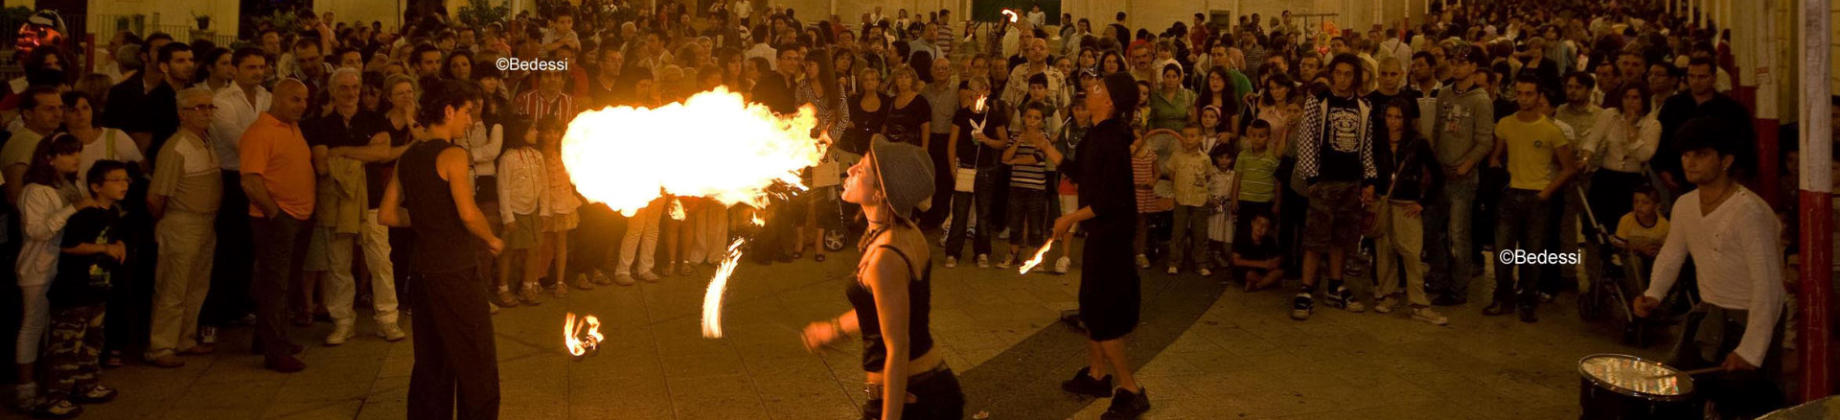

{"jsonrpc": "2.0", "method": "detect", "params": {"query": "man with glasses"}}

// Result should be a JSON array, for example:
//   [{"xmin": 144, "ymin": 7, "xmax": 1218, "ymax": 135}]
[{"xmin": 144, "ymin": 88, "xmax": 224, "ymax": 367}]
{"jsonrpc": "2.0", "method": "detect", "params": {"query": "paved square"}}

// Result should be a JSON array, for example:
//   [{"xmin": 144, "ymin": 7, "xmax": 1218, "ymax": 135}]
[{"xmin": 69, "ymin": 243, "xmax": 1667, "ymax": 420}]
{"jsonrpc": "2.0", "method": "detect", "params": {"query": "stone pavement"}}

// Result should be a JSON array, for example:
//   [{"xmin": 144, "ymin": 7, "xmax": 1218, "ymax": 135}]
[{"xmin": 38, "ymin": 243, "xmax": 1668, "ymax": 420}]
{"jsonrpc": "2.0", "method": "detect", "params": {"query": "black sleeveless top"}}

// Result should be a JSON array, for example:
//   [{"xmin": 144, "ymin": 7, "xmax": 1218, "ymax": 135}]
[
  {"xmin": 398, "ymin": 139, "xmax": 479, "ymax": 274},
  {"xmin": 848, "ymin": 227, "xmax": 936, "ymax": 373}
]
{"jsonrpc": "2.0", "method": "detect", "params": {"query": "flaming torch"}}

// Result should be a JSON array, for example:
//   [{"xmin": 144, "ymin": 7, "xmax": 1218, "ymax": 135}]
[
  {"xmin": 701, "ymin": 239, "xmax": 748, "ymax": 338},
  {"xmin": 1016, "ymin": 240, "xmax": 1056, "ymax": 274},
  {"xmin": 564, "ymin": 312, "xmax": 603, "ymax": 359},
  {"xmin": 1001, "ymin": 9, "xmax": 1018, "ymax": 24}
]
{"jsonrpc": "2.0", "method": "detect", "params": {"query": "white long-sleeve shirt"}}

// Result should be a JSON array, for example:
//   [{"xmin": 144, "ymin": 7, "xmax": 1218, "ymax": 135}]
[
  {"xmin": 1580, "ymin": 109, "xmax": 1660, "ymax": 174},
  {"xmin": 496, "ymin": 148, "xmax": 549, "ymax": 223},
  {"xmin": 1644, "ymin": 186, "xmax": 1786, "ymax": 366},
  {"xmin": 15, "ymin": 183, "xmax": 78, "ymax": 287},
  {"xmin": 210, "ymin": 83, "xmax": 272, "ymax": 172},
  {"xmin": 463, "ymin": 122, "xmax": 503, "ymax": 177}
]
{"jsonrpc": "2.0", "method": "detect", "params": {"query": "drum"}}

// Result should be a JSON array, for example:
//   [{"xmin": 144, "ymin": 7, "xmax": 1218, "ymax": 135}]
[{"xmin": 1577, "ymin": 354, "xmax": 1700, "ymax": 420}]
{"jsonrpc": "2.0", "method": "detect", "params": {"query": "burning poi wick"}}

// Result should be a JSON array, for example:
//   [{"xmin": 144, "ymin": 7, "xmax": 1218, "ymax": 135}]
[
  {"xmin": 701, "ymin": 239, "xmax": 748, "ymax": 338},
  {"xmin": 1016, "ymin": 239, "xmax": 1056, "ymax": 274},
  {"xmin": 1001, "ymin": 9, "xmax": 1018, "ymax": 24},
  {"xmin": 564, "ymin": 312, "xmax": 603, "ymax": 359}
]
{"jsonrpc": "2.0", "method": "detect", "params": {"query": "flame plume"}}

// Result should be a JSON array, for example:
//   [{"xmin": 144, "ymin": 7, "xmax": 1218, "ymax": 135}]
[{"xmin": 560, "ymin": 86, "xmax": 823, "ymax": 216}]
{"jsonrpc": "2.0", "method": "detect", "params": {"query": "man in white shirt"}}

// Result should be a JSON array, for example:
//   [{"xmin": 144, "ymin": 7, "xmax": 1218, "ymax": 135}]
[
  {"xmin": 1634, "ymin": 116, "xmax": 1787, "ymax": 419},
  {"xmin": 744, "ymin": 28, "xmax": 777, "ymax": 71},
  {"xmin": 213, "ymin": 49, "xmax": 272, "ymax": 176}
]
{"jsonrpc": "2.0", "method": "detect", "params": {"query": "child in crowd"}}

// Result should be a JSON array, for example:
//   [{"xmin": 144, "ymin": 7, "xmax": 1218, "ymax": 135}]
[
  {"xmin": 1207, "ymin": 142, "xmax": 1239, "ymax": 273},
  {"xmin": 1013, "ymin": 74, "xmax": 1062, "ymax": 138},
  {"xmin": 1132, "ymin": 80, "xmax": 1153, "ymax": 135},
  {"xmin": 1199, "ymin": 105, "xmax": 1234, "ymax": 155},
  {"xmin": 1613, "ymin": 184, "xmax": 1669, "ymax": 278},
  {"xmin": 1233, "ymin": 213, "xmax": 1284, "ymax": 291},
  {"xmin": 14, "ymin": 134, "xmax": 87, "ymax": 414},
  {"xmin": 536, "ymin": 117, "xmax": 584, "ymax": 297},
  {"xmin": 1001, "ymin": 103, "xmax": 1052, "ymax": 268},
  {"xmin": 1233, "ymin": 119, "xmax": 1282, "ymax": 252},
  {"xmin": 1164, "ymin": 124, "xmax": 1217, "ymax": 276},
  {"xmin": 36, "ymin": 161, "xmax": 132, "ymax": 418},
  {"xmin": 1130, "ymin": 120, "xmax": 1162, "ymax": 269},
  {"xmin": 496, "ymin": 119, "xmax": 548, "ymax": 307}
]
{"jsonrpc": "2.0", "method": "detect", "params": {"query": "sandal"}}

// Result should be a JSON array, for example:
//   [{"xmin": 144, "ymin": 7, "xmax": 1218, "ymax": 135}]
[
  {"xmin": 71, "ymin": 385, "xmax": 117, "ymax": 404},
  {"xmin": 33, "ymin": 399, "xmax": 81, "ymax": 419}
]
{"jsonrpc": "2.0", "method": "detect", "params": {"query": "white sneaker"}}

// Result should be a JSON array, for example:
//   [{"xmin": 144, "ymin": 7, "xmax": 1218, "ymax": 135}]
[
  {"xmin": 1345, "ymin": 301, "xmax": 1367, "ymax": 313},
  {"xmin": 1136, "ymin": 254, "xmax": 1150, "ymax": 269},
  {"xmin": 944, "ymin": 256, "xmax": 958, "ymax": 268},
  {"xmin": 976, "ymin": 254, "xmax": 990, "ymax": 268},
  {"xmin": 1412, "ymin": 307, "xmax": 1450, "ymax": 326},
  {"xmin": 1373, "ymin": 297, "xmax": 1397, "ymax": 314},
  {"xmin": 325, "ymin": 324, "xmax": 354, "ymax": 346},
  {"xmin": 377, "ymin": 323, "xmax": 407, "ymax": 342},
  {"xmin": 1198, "ymin": 267, "xmax": 1212, "ymax": 277},
  {"xmin": 1054, "ymin": 257, "xmax": 1071, "ymax": 274},
  {"xmin": 997, "ymin": 254, "xmax": 1015, "ymax": 269},
  {"xmin": 1166, "ymin": 266, "xmax": 1178, "ymax": 275}
]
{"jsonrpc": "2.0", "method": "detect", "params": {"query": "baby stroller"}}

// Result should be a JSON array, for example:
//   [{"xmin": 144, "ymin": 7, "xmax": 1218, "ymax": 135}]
[{"xmin": 1573, "ymin": 186, "xmax": 1697, "ymax": 347}]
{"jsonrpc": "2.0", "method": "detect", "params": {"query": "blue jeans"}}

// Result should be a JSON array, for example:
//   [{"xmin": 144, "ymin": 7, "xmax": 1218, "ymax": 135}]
[
  {"xmin": 1426, "ymin": 169, "xmax": 1477, "ymax": 298},
  {"xmin": 1493, "ymin": 188, "xmax": 1550, "ymax": 308}
]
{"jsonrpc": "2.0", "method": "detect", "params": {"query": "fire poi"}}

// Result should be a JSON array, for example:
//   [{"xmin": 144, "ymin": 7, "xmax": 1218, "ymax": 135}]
[
  {"xmin": 564, "ymin": 312, "xmax": 603, "ymax": 359},
  {"xmin": 556, "ymin": 87, "xmax": 825, "ymax": 350}
]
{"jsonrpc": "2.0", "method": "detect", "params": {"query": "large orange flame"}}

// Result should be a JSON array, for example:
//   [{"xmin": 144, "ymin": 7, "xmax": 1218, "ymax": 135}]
[
  {"xmin": 559, "ymin": 86, "xmax": 824, "ymax": 216},
  {"xmin": 1017, "ymin": 239, "xmax": 1055, "ymax": 274},
  {"xmin": 702, "ymin": 239, "xmax": 748, "ymax": 338}
]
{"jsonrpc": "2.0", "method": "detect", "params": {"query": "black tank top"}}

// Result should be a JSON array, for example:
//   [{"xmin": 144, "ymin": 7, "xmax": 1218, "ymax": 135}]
[
  {"xmin": 398, "ymin": 139, "xmax": 479, "ymax": 274},
  {"xmin": 847, "ymin": 227, "xmax": 935, "ymax": 373}
]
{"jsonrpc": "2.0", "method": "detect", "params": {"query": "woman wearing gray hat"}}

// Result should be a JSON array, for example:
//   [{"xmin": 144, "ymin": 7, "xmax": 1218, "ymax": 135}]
[
  {"xmin": 1035, "ymin": 72, "xmax": 1152, "ymax": 419},
  {"xmin": 799, "ymin": 136, "xmax": 964, "ymax": 420}
]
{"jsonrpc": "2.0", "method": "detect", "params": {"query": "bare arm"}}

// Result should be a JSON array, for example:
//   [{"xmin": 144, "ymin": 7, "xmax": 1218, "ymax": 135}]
[
  {"xmin": 439, "ymin": 148, "xmax": 503, "ymax": 253},
  {"xmin": 1540, "ymin": 143, "xmax": 1578, "ymax": 201},
  {"xmin": 330, "ymin": 132, "xmax": 410, "ymax": 163},
  {"xmin": 311, "ymin": 145, "xmax": 331, "ymax": 175},
  {"xmin": 241, "ymin": 173, "xmax": 280, "ymax": 218},
  {"xmin": 379, "ymin": 170, "xmax": 406, "ymax": 227}
]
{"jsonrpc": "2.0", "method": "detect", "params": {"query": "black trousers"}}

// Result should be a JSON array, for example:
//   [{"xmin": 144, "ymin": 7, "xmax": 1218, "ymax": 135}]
[
  {"xmin": 1669, "ymin": 304, "xmax": 1785, "ymax": 419},
  {"xmin": 569, "ymin": 203, "xmax": 624, "ymax": 278},
  {"xmin": 860, "ymin": 367, "xmax": 965, "ymax": 420},
  {"xmin": 922, "ymin": 133, "xmax": 954, "ymax": 229},
  {"xmin": 408, "ymin": 269, "xmax": 500, "ymax": 420},
  {"xmin": 203, "ymin": 171, "xmax": 254, "ymax": 325},
  {"xmin": 250, "ymin": 215, "xmax": 310, "ymax": 358}
]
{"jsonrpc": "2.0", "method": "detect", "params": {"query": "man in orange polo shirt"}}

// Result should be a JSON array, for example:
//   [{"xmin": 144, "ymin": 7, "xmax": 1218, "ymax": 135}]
[{"xmin": 239, "ymin": 79, "xmax": 316, "ymax": 373}]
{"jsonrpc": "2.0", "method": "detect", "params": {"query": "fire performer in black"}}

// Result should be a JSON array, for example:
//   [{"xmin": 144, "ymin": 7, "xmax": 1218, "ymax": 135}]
[
  {"xmin": 801, "ymin": 135, "xmax": 965, "ymax": 420},
  {"xmin": 1037, "ymin": 72, "xmax": 1150, "ymax": 419},
  {"xmin": 379, "ymin": 79, "xmax": 505, "ymax": 420}
]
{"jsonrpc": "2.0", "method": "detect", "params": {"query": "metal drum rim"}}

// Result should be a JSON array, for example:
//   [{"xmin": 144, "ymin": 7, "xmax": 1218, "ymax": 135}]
[{"xmin": 1576, "ymin": 353, "xmax": 1696, "ymax": 401}]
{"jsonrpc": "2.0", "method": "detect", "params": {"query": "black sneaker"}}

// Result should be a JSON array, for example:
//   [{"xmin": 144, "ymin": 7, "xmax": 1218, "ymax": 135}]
[
  {"xmin": 1322, "ymin": 284, "xmax": 1349, "ymax": 309},
  {"xmin": 1431, "ymin": 294, "xmax": 1467, "ymax": 307},
  {"xmin": 1100, "ymin": 388, "xmax": 1151, "ymax": 419},
  {"xmin": 1060, "ymin": 367, "xmax": 1112, "ymax": 398},
  {"xmin": 1519, "ymin": 306, "xmax": 1539, "ymax": 323},
  {"xmin": 1482, "ymin": 301, "xmax": 1513, "ymax": 316},
  {"xmin": 1290, "ymin": 293, "xmax": 1314, "ymax": 320}
]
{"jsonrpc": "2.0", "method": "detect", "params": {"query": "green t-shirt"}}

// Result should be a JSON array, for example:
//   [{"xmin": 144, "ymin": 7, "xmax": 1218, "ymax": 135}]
[{"xmin": 1235, "ymin": 146, "xmax": 1280, "ymax": 203}]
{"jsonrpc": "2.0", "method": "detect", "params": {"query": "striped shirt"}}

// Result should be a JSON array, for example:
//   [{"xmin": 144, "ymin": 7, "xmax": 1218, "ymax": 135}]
[
  {"xmin": 1235, "ymin": 147, "xmax": 1280, "ymax": 203},
  {"xmin": 936, "ymin": 24, "xmax": 954, "ymax": 58},
  {"xmin": 1008, "ymin": 142, "xmax": 1048, "ymax": 190},
  {"xmin": 514, "ymin": 90, "xmax": 577, "ymax": 123}
]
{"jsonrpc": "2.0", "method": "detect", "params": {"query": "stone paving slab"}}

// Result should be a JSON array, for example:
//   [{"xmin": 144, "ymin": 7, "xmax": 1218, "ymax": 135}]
[{"xmin": 36, "ymin": 242, "xmax": 1671, "ymax": 420}]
